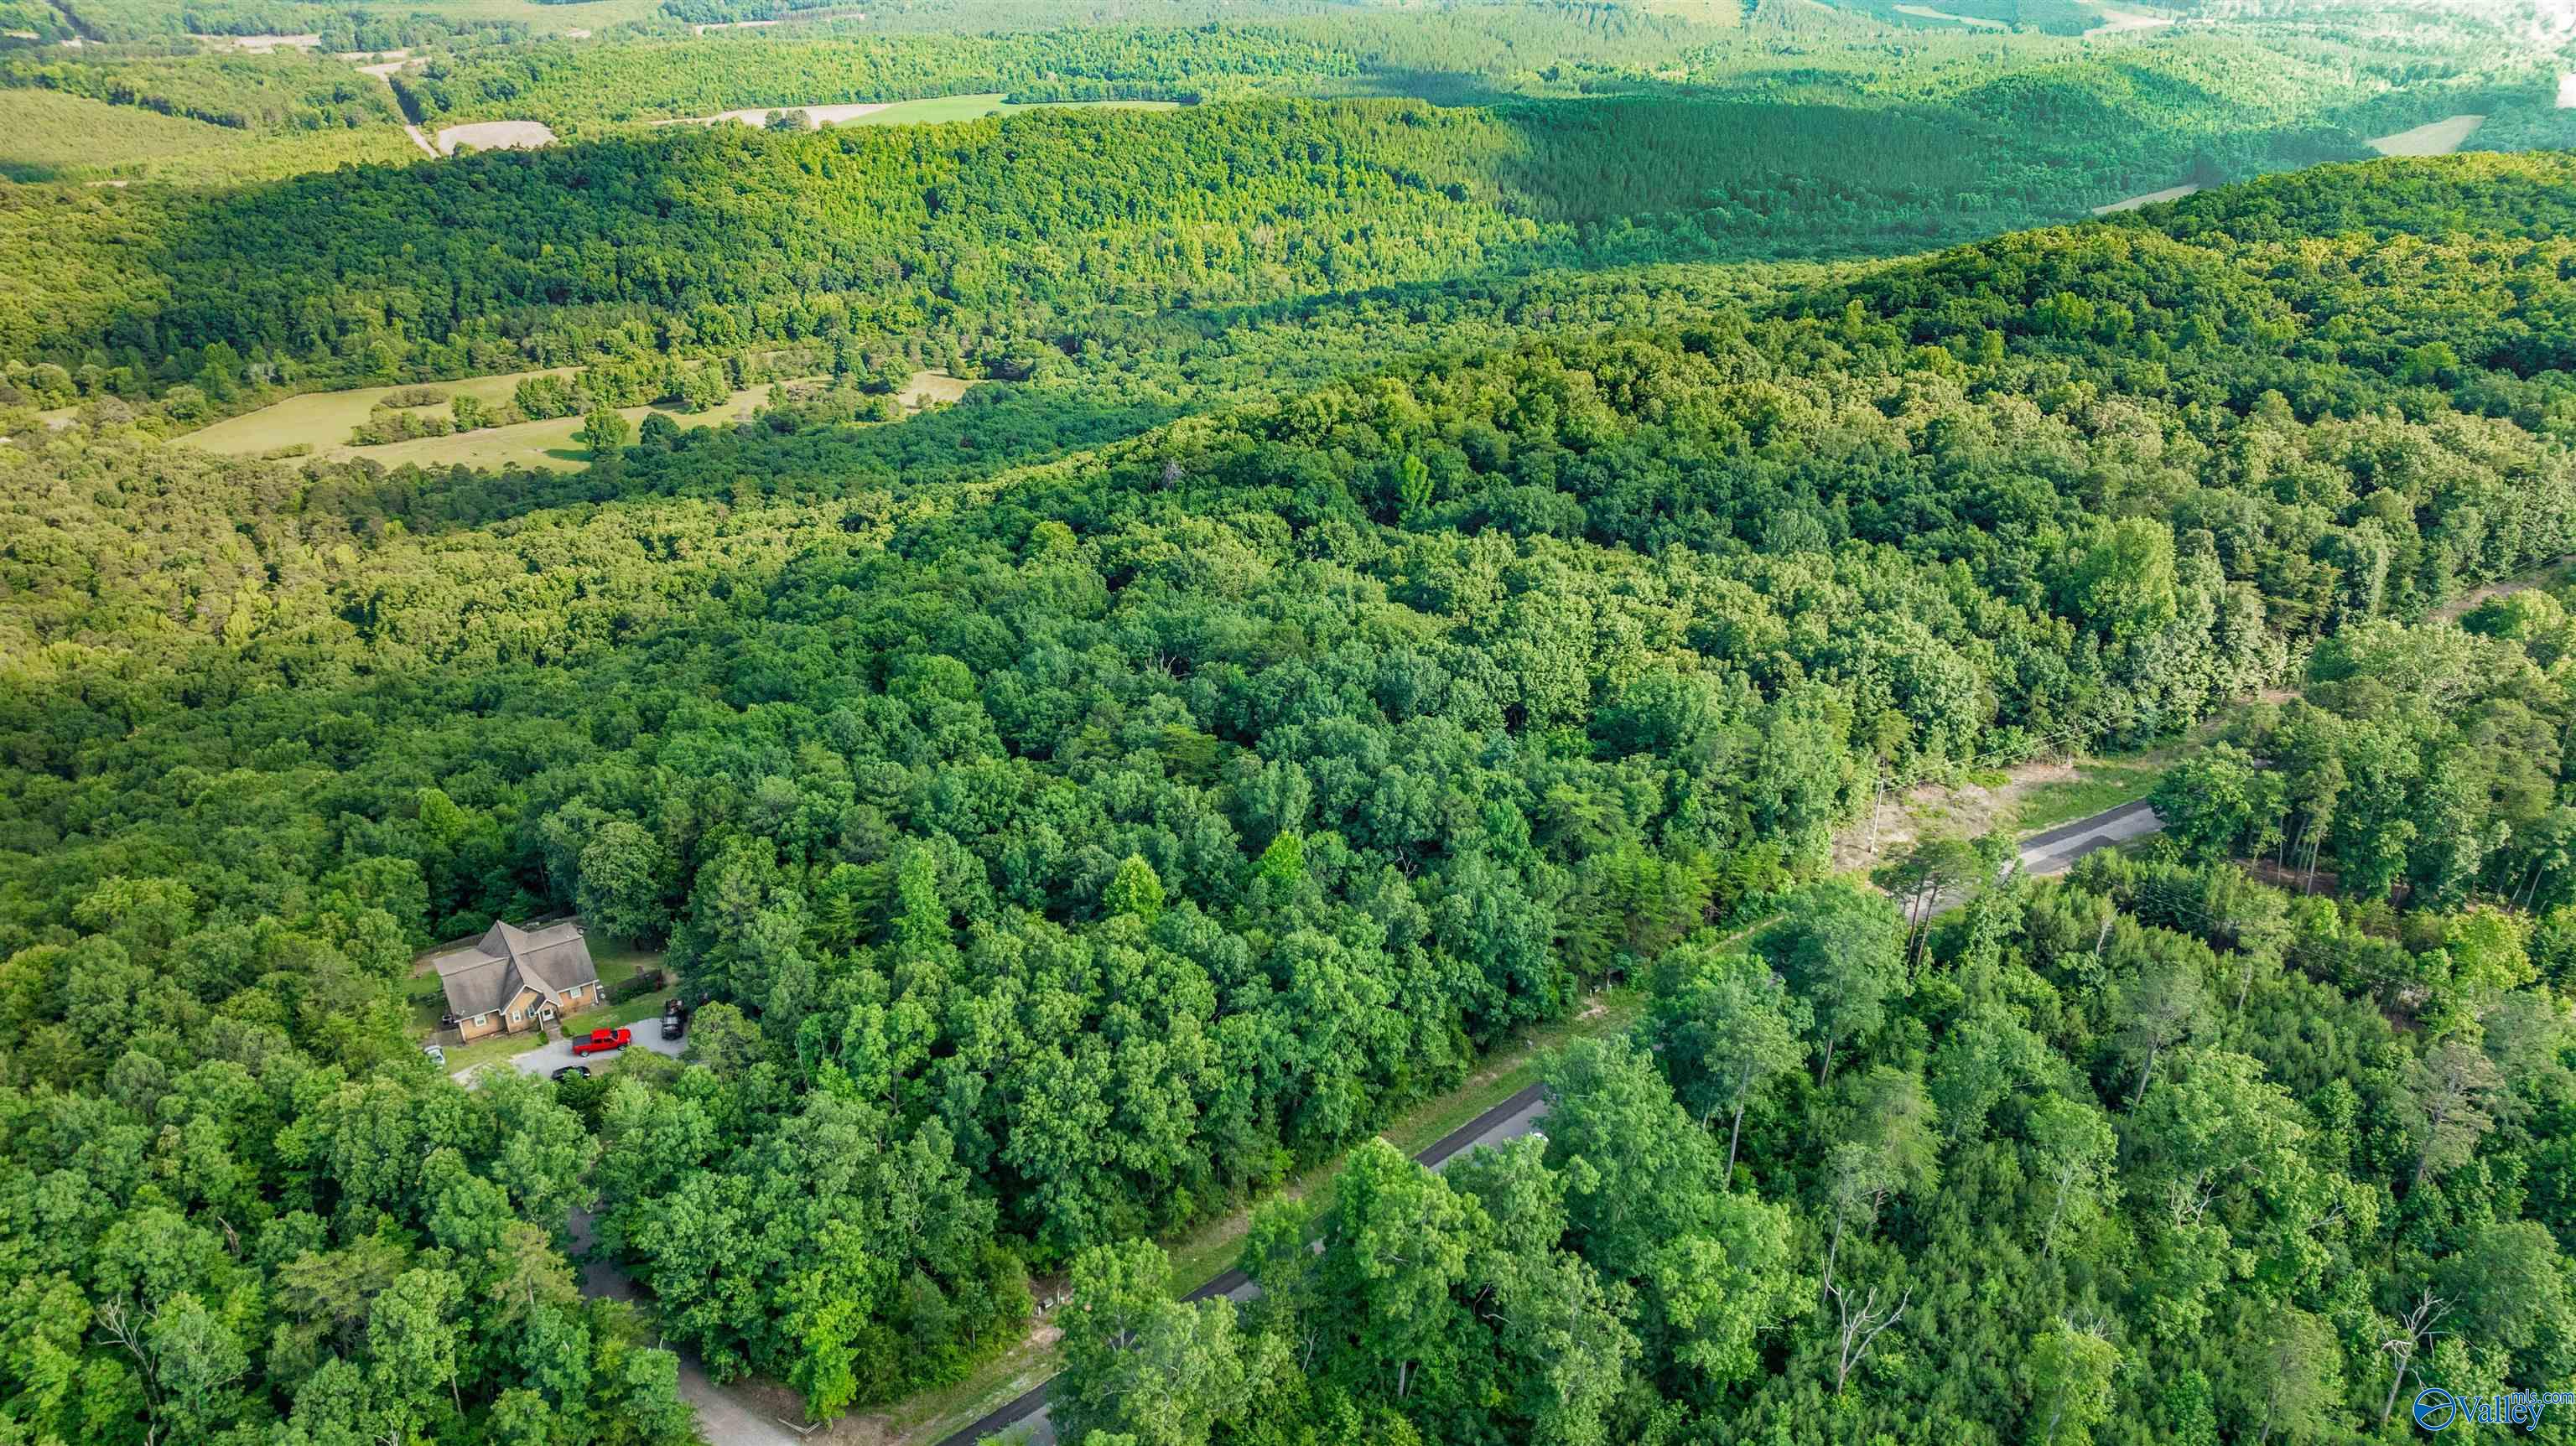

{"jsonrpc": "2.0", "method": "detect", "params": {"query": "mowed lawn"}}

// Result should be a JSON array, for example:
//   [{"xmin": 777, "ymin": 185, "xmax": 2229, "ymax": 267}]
[{"xmin": 410, "ymin": 930, "xmax": 672, "ymax": 1078}]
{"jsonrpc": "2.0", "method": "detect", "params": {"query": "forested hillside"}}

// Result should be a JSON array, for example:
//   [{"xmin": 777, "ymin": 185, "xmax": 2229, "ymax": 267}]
[
  {"xmin": 6, "ymin": 149, "xmax": 2576, "ymax": 1441},
  {"xmin": 0, "ymin": 65, "xmax": 2454, "ymax": 409}
]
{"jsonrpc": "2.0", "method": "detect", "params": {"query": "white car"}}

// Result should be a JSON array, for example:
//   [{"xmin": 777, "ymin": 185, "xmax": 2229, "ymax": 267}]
[{"xmin": 421, "ymin": 1044, "xmax": 446, "ymax": 1066}]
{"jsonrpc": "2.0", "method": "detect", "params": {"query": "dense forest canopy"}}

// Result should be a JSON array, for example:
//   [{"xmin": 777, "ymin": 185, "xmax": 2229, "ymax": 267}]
[
  {"xmin": 8, "ymin": 138, "xmax": 2576, "ymax": 1441},
  {"xmin": 0, "ymin": 60, "xmax": 2539, "ymax": 409},
  {"xmin": 6, "ymin": 0, "xmax": 2576, "ymax": 1440}
]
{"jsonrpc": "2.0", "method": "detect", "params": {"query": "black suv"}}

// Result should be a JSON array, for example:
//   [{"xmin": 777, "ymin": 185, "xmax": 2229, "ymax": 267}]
[{"xmin": 661, "ymin": 998, "xmax": 688, "ymax": 1040}]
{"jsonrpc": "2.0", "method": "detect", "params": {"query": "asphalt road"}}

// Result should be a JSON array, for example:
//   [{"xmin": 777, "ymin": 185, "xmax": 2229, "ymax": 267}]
[
  {"xmin": 1907, "ymin": 797, "xmax": 2167, "ymax": 925},
  {"xmin": 2018, "ymin": 797, "xmax": 2163, "ymax": 876},
  {"xmin": 570, "ymin": 1205, "xmax": 808, "ymax": 1446},
  {"xmin": 942, "ymin": 1082, "xmax": 1555, "ymax": 1446},
  {"xmin": 569, "ymin": 800, "xmax": 2160, "ymax": 1446}
]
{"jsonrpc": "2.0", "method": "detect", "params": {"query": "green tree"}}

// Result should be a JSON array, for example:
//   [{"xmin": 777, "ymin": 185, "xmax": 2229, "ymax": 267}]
[
  {"xmin": 2027, "ymin": 1094, "xmax": 2117, "ymax": 1262},
  {"xmin": 2023, "ymin": 1318, "xmax": 2117, "ymax": 1446},
  {"xmin": 1105, "ymin": 855, "xmax": 1167, "ymax": 925},
  {"xmin": 1645, "ymin": 943, "xmax": 1810, "ymax": 1177},
  {"xmin": 1773, "ymin": 890, "xmax": 1908, "ymax": 1086},
  {"xmin": 1872, "ymin": 835, "xmax": 1983, "ymax": 963},
  {"xmin": 2407, "ymin": 1036, "xmax": 2501, "ymax": 1191},
  {"xmin": 2060, "ymin": 517, "xmax": 2179, "ymax": 645},
  {"xmin": 1313, "ymin": 1140, "xmax": 1478, "ymax": 1403},
  {"xmin": 1057, "ymin": 1239, "xmax": 1275, "ymax": 1446},
  {"xmin": 579, "ymin": 406, "xmax": 631, "ymax": 459},
  {"xmin": 2116, "ymin": 950, "xmax": 2210, "ymax": 1108},
  {"xmin": 2237, "ymin": 1308, "xmax": 2343, "ymax": 1446},
  {"xmin": 574, "ymin": 818, "xmax": 673, "ymax": 946}
]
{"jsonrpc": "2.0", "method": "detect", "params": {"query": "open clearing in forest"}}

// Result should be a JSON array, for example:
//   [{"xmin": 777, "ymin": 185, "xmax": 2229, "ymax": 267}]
[
  {"xmin": 347, "ymin": 383, "xmax": 791, "ymax": 470},
  {"xmin": 901, "ymin": 370, "xmax": 974, "ymax": 409},
  {"xmin": 652, "ymin": 92, "xmax": 1183, "ymax": 132},
  {"xmin": 184, "ymin": 368, "xmax": 577, "ymax": 456},
  {"xmin": 2094, "ymin": 182, "xmax": 2199, "ymax": 214},
  {"xmin": 2430, "ymin": 555, "xmax": 2574, "ymax": 624},
  {"xmin": 183, "ymin": 368, "xmax": 969, "ymax": 471},
  {"xmin": 2094, "ymin": 111, "xmax": 2480, "ymax": 215},
  {"xmin": 2084, "ymin": 8, "xmax": 2169, "ymax": 36},
  {"xmin": 655, "ymin": 101, "xmax": 893, "ymax": 129},
  {"xmin": 1831, "ymin": 751, "xmax": 2170, "ymax": 875},
  {"xmin": 196, "ymin": 32, "xmax": 320, "ymax": 50},
  {"xmin": 2366, "ymin": 114, "xmax": 2485, "ymax": 156},
  {"xmin": 1891, "ymin": 3, "xmax": 2008, "ymax": 27},
  {"xmin": 435, "ymin": 120, "xmax": 558, "ymax": 154}
]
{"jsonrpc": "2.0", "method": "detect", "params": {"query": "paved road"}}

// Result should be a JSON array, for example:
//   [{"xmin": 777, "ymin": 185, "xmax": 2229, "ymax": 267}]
[
  {"xmin": 509, "ymin": 1021, "xmax": 688, "ymax": 1076},
  {"xmin": 943, "ymin": 1083, "xmax": 1554, "ymax": 1446},
  {"xmin": 945, "ymin": 801, "xmax": 2168, "ymax": 1445},
  {"xmin": 578, "ymin": 801, "xmax": 2158, "ymax": 1446},
  {"xmin": 1909, "ymin": 797, "xmax": 2166, "ymax": 924},
  {"xmin": 570, "ymin": 1206, "xmax": 808, "ymax": 1446},
  {"xmin": 2018, "ymin": 797, "xmax": 2163, "ymax": 876}
]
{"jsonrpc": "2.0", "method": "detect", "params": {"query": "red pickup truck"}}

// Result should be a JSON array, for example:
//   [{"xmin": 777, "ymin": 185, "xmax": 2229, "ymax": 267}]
[{"xmin": 570, "ymin": 1027, "xmax": 633, "ymax": 1057}]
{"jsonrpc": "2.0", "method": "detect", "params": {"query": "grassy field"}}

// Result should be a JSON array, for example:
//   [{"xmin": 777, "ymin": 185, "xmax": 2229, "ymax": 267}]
[
  {"xmin": 1891, "ymin": 3, "xmax": 2011, "ymax": 29},
  {"xmin": 434, "ymin": 119, "xmax": 558, "ymax": 154},
  {"xmin": 901, "ymin": 370, "xmax": 974, "ymax": 408},
  {"xmin": 838, "ymin": 93, "xmax": 1183, "ymax": 127},
  {"xmin": 658, "ymin": 93, "xmax": 1187, "ymax": 130},
  {"xmin": 187, "ymin": 368, "xmax": 967, "ymax": 470},
  {"xmin": 2009, "ymin": 759, "xmax": 2165, "ymax": 836},
  {"xmin": 0, "ymin": 88, "xmax": 421, "ymax": 183},
  {"xmin": 186, "ymin": 367, "xmax": 576, "ymax": 456},
  {"xmin": 184, "ymin": 373, "xmax": 802, "ymax": 469},
  {"xmin": 2094, "ymin": 182, "xmax": 2200, "ymax": 214},
  {"xmin": 356, "ymin": 378, "xmax": 812, "ymax": 469},
  {"xmin": 66, "ymin": 0, "xmax": 652, "ymax": 33},
  {"xmin": 396, "ymin": 0, "xmax": 657, "ymax": 27},
  {"xmin": 2368, "ymin": 114, "xmax": 2485, "ymax": 157}
]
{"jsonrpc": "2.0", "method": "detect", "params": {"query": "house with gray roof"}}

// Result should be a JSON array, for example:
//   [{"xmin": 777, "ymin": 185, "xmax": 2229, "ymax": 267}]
[{"xmin": 430, "ymin": 920, "xmax": 601, "ymax": 1042}]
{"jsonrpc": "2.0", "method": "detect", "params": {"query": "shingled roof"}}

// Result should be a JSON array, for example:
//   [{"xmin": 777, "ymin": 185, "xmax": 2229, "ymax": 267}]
[{"xmin": 431, "ymin": 920, "xmax": 599, "ymax": 1018}]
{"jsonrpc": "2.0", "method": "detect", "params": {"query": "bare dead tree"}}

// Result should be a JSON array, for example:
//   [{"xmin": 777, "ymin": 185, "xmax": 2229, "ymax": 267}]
[
  {"xmin": 95, "ymin": 1298, "xmax": 162, "ymax": 1446},
  {"xmin": 1828, "ymin": 1283, "xmax": 1910, "ymax": 1393},
  {"xmin": 2379, "ymin": 1287, "xmax": 2449, "ymax": 1426}
]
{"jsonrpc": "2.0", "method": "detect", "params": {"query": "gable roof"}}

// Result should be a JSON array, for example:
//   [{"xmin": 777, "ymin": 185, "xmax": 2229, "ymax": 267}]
[{"xmin": 431, "ymin": 920, "xmax": 600, "ymax": 1018}]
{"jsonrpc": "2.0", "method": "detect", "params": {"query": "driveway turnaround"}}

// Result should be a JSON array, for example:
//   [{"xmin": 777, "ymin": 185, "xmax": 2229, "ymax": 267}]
[{"xmin": 509, "ymin": 1021, "xmax": 689, "ymax": 1076}]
